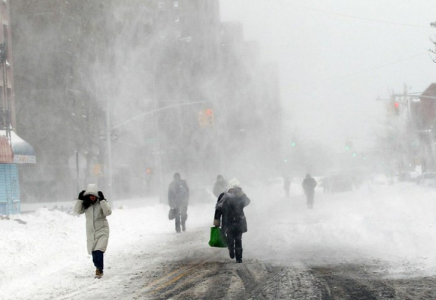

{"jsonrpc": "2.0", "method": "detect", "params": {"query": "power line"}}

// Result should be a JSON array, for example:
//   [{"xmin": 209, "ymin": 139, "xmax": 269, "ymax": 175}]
[
  {"xmin": 312, "ymin": 52, "xmax": 428, "ymax": 84},
  {"xmin": 270, "ymin": 0, "xmax": 429, "ymax": 29}
]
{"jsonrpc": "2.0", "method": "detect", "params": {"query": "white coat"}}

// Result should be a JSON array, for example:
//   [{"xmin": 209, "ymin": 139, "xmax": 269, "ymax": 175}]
[{"xmin": 74, "ymin": 199, "xmax": 112, "ymax": 254}]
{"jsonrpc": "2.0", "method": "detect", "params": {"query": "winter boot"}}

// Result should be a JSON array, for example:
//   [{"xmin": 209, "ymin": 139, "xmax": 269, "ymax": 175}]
[
  {"xmin": 235, "ymin": 249, "xmax": 243, "ymax": 263},
  {"xmin": 228, "ymin": 247, "xmax": 235, "ymax": 259},
  {"xmin": 95, "ymin": 269, "xmax": 103, "ymax": 279}
]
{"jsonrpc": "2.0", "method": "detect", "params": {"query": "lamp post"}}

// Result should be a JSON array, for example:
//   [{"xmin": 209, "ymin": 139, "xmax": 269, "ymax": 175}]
[
  {"xmin": 104, "ymin": 36, "xmax": 193, "ymax": 203},
  {"xmin": 107, "ymin": 101, "xmax": 205, "ymax": 203}
]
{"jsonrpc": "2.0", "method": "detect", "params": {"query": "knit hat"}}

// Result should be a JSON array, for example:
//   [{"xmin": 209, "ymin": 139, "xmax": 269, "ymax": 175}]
[
  {"xmin": 83, "ymin": 184, "xmax": 99, "ymax": 197},
  {"xmin": 227, "ymin": 178, "xmax": 241, "ymax": 191}
]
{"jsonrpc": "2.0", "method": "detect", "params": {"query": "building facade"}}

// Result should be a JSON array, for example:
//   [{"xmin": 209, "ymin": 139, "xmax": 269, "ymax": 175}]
[{"xmin": 10, "ymin": 0, "xmax": 282, "ymax": 201}]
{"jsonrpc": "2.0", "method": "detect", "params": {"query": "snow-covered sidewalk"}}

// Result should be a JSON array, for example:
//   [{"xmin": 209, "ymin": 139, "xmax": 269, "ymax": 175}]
[{"xmin": 0, "ymin": 198, "xmax": 214, "ymax": 300}]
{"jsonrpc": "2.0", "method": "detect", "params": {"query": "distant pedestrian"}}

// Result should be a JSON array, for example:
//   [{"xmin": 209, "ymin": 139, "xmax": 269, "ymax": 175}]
[
  {"xmin": 74, "ymin": 184, "xmax": 112, "ymax": 279},
  {"xmin": 302, "ymin": 174, "xmax": 317, "ymax": 209},
  {"xmin": 213, "ymin": 178, "xmax": 250, "ymax": 263},
  {"xmin": 284, "ymin": 176, "xmax": 291, "ymax": 197},
  {"xmin": 168, "ymin": 173, "xmax": 190, "ymax": 233},
  {"xmin": 213, "ymin": 175, "xmax": 227, "ymax": 198}
]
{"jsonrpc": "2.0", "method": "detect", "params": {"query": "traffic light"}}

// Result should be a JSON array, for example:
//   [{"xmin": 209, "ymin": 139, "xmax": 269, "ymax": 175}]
[
  {"xmin": 291, "ymin": 142, "xmax": 296, "ymax": 147},
  {"xmin": 146, "ymin": 167, "xmax": 152, "ymax": 175},
  {"xmin": 394, "ymin": 101, "xmax": 400, "ymax": 115},
  {"xmin": 198, "ymin": 108, "xmax": 214, "ymax": 127},
  {"xmin": 92, "ymin": 164, "xmax": 103, "ymax": 176},
  {"xmin": 205, "ymin": 108, "xmax": 214, "ymax": 125}
]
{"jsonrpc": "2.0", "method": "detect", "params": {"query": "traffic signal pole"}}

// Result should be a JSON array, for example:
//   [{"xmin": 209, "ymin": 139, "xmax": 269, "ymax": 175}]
[{"xmin": 106, "ymin": 100, "xmax": 207, "ymax": 203}]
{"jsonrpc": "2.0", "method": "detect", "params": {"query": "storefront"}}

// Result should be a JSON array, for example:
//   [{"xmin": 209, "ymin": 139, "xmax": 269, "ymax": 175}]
[{"xmin": 0, "ymin": 130, "xmax": 35, "ymax": 215}]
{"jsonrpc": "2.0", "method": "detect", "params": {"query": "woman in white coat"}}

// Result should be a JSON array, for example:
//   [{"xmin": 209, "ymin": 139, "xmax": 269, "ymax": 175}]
[{"xmin": 74, "ymin": 184, "xmax": 112, "ymax": 278}]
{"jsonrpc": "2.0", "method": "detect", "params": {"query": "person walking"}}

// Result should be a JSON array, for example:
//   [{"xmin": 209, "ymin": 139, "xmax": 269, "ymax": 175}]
[
  {"xmin": 302, "ymin": 174, "xmax": 317, "ymax": 209},
  {"xmin": 284, "ymin": 176, "xmax": 291, "ymax": 197},
  {"xmin": 74, "ymin": 184, "xmax": 112, "ymax": 278},
  {"xmin": 213, "ymin": 178, "xmax": 250, "ymax": 263},
  {"xmin": 213, "ymin": 175, "xmax": 227, "ymax": 198},
  {"xmin": 168, "ymin": 173, "xmax": 190, "ymax": 233}
]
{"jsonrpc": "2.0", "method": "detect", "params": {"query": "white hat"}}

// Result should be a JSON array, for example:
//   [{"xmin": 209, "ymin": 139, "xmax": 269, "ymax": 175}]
[
  {"xmin": 227, "ymin": 178, "xmax": 241, "ymax": 191},
  {"xmin": 83, "ymin": 184, "xmax": 99, "ymax": 197}
]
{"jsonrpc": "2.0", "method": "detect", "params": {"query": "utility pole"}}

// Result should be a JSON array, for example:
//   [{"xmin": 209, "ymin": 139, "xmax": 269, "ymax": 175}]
[
  {"xmin": 431, "ymin": 21, "xmax": 436, "ymax": 62},
  {"xmin": 106, "ymin": 101, "xmax": 113, "ymax": 206}
]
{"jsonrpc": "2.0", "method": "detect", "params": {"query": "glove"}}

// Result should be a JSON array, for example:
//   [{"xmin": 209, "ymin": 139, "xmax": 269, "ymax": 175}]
[
  {"xmin": 235, "ymin": 187, "xmax": 245, "ymax": 198},
  {"xmin": 78, "ymin": 190, "xmax": 85, "ymax": 200},
  {"xmin": 98, "ymin": 191, "xmax": 105, "ymax": 200},
  {"xmin": 213, "ymin": 219, "xmax": 220, "ymax": 227}
]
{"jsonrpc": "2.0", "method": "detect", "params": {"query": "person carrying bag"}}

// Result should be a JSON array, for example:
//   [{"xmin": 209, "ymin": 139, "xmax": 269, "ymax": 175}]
[{"xmin": 212, "ymin": 178, "xmax": 250, "ymax": 263}]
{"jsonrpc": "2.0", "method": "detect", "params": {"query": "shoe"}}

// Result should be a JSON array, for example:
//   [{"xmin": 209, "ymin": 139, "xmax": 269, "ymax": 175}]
[
  {"xmin": 95, "ymin": 269, "xmax": 103, "ymax": 279},
  {"xmin": 176, "ymin": 227, "xmax": 181, "ymax": 233},
  {"xmin": 236, "ymin": 259, "xmax": 242, "ymax": 263},
  {"xmin": 182, "ymin": 224, "xmax": 186, "ymax": 231}
]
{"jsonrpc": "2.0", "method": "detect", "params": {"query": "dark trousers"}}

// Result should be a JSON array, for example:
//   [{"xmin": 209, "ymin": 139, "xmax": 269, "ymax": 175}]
[
  {"xmin": 174, "ymin": 205, "xmax": 188, "ymax": 231},
  {"xmin": 305, "ymin": 190, "xmax": 315, "ymax": 208},
  {"xmin": 227, "ymin": 228, "xmax": 243, "ymax": 259},
  {"xmin": 92, "ymin": 250, "xmax": 104, "ymax": 272}
]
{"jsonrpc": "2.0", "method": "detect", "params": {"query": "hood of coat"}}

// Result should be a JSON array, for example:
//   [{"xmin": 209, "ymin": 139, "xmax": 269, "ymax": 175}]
[
  {"xmin": 227, "ymin": 178, "xmax": 241, "ymax": 192},
  {"xmin": 83, "ymin": 184, "xmax": 99, "ymax": 197}
]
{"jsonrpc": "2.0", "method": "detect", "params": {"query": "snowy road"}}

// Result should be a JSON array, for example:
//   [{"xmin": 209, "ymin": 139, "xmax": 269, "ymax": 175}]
[{"xmin": 3, "ymin": 181, "xmax": 436, "ymax": 299}]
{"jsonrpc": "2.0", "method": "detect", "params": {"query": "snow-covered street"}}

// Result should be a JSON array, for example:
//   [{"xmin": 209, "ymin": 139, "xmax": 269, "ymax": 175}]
[{"xmin": 2, "ymin": 181, "xmax": 436, "ymax": 299}]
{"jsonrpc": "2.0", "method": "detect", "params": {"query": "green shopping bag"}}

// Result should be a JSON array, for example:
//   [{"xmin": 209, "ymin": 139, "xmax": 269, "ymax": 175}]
[{"xmin": 208, "ymin": 227, "xmax": 227, "ymax": 248}]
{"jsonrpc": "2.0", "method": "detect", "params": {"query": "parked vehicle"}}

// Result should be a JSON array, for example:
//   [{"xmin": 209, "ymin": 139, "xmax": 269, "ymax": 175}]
[
  {"xmin": 370, "ymin": 174, "xmax": 393, "ymax": 185},
  {"xmin": 398, "ymin": 171, "xmax": 419, "ymax": 182},
  {"xmin": 322, "ymin": 174, "xmax": 353, "ymax": 193},
  {"xmin": 417, "ymin": 172, "xmax": 436, "ymax": 187}
]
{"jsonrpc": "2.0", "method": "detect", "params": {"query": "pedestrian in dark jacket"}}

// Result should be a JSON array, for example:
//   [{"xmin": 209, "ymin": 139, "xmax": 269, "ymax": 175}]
[
  {"xmin": 73, "ymin": 184, "xmax": 112, "ymax": 279},
  {"xmin": 302, "ymin": 173, "xmax": 317, "ymax": 209},
  {"xmin": 213, "ymin": 175, "xmax": 227, "ymax": 197},
  {"xmin": 168, "ymin": 173, "xmax": 189, "ymax": 233},
  {"xmin": 213, "ymin": 178, "xmax": 250, "ymax": 263}
]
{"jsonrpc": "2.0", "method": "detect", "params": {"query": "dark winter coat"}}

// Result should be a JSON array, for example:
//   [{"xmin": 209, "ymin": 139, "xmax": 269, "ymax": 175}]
[
  {"xmin": 302, "ymin": 177, "xmax": 317, "ymax": 194},
  {"xmin": 213, "ymin": 180, "xmax": 227, "ymax": 197},
  {"xmin": 214, "ymin": 192, "xmax": 250, "ymax": 233},
  {"xmin": 168, "ymin": 179, "xmax": 189, "ymax": 208}
]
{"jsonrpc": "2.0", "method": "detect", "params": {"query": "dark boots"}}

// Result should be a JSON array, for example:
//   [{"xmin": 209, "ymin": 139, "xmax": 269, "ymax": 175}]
[
  {"xmin": 229, "ymin": 247, "xmax": 235, "ymax": 259},
  {"xmin": 181, "ymin": 214, "xmax": 188, "ymax": 231},
  {"xmin": 235, "ymin": 249, "xmax": 243, "ymax": 263}
]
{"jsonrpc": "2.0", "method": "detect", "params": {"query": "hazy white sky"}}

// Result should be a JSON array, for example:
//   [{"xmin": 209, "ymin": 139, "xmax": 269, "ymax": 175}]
[{"xmin": 220, "ymin": 0, "xmax": 436, "ymax": 151}]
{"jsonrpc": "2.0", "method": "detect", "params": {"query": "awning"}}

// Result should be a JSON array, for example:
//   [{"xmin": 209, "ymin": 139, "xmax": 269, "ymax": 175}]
[{"xmin": 0, "ymin": 130, "xmax": 36, "ymax": 164}]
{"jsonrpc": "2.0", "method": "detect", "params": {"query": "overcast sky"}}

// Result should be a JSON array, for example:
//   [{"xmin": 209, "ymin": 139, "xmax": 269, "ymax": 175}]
[{"xmin": 220, "ymin": 0, "xmax": 436, "ymax": 151}]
